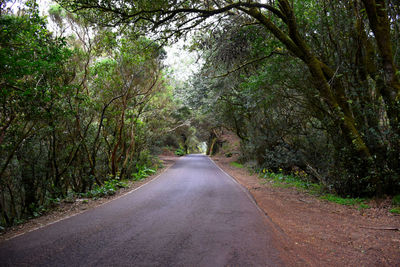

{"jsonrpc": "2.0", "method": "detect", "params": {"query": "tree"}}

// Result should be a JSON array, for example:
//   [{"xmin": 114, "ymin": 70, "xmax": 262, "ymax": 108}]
[
  {"xmin": 0, "ymin": 1, "xmax": 176, "ymax": 227},
  {"xmin": 57, "ymin": 0, "xmax": 400, "ymax": 195},
  {"xmin": 0, "ymin": 0, "xmax": 74, "ymax": 220}
]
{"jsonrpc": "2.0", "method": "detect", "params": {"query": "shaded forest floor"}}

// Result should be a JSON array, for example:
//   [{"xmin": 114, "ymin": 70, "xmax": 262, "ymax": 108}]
[
  {"xmin": 0, "ymin": 155, "xmax": 179, "ymax": 242},
  {"xmin": 213, "ymin": 154, "xmax": 400, "ymax": 266}
]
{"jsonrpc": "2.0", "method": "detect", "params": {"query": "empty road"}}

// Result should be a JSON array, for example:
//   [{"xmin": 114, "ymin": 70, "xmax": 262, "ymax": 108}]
[{"xmin": 0, "ymin": 155, "xmax": 285, "ymax": 266}]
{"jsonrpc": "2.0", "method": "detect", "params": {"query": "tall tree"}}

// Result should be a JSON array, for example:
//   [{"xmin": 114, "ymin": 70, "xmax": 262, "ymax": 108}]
[{"xmin": 57, "ymin": 0, "xmax": 399, "ymax": 195}]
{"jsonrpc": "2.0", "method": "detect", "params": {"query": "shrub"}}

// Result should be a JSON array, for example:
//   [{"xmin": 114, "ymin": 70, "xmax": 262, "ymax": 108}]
[
  {"xmin": 174, "ymin": 148, "xmax": 186, "ymax": 156},
  {"xmin": 132, "ymin": 164, "xmax": 156, "ymax": 181},
  {"xmin": 81, "ymin": 179, "xmax": 128, "ymax": 198},
  {"xmin": 390, "ymin": 207, "xmax": 400, "ymax": 214}
]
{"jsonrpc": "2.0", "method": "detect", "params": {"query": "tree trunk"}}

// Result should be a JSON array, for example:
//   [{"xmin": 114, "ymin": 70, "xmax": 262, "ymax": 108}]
[{"xmin": 247, "ymin": 3, "xmax": 372, "ymax": 159}]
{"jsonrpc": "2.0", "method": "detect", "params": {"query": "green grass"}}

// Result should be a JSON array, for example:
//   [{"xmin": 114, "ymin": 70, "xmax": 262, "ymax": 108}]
[
  {"xmin": 259, "ymin": 169, "xmax": 371, "ymax": 210},
  {"xmin": 320, "ymin": 194, "xmax": 369, "ymax": 209},
  {"xmin": 260, "ymin": 170, "xmax": 322, "ymax": 195},
  {"xmin": 390, "ymin": 207, "xmax": 400, "ymax": 214},
  {"xmin": 358, "ymin": 203, "xmax": 371, "ymax": 210},
  {"xmin": 320, "ymin": 194, "xmax": 365, "ymax": 205},
  {"xmin": 230, "ymin": 161, "xmax": 244, "ymax": 168}
]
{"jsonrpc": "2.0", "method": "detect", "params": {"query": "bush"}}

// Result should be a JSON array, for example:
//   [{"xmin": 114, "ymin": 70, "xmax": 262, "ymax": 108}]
[
  {"xmin": 132, "ymin": 164, "xmax": 156, "ymax": 181},
  {"xmin": 174, "ymin": 148, "xmax": 186, "ymax": 156},
  {"xmin": 390, "ymin": 207, "xmax": 400, "ymax": 214},
  {"xmin": 81, "ymin": 179, "xmax": 128, "ymax": 198}
]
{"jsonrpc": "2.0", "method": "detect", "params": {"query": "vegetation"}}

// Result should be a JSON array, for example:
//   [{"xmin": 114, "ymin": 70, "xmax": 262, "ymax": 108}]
[
  {"xmin": 260, "ymin": 169, "xmax": 322, "ymax": 193},
  {"xmin": 132, "ymin": 164, "xmax": 157, "ymax": 181},
  {"xmin": 81, "ymin": 179, "xmax": 128, "ymax": 199},
  {"xmin": 392, "ymin": 194, "xmax": 400, "ymax": 206},
  {"xmin": 391, "ymin": 194, "xmax": 400, "ymax": 213},
  {"xmin": 0, "ymin": 1, "xmax": 194, "ymax": 227},
  {"xmin": 183, "ymin": 0, "xmax": 400, "ymax": 198},
  {"xmin": 1, "ymin": 0, "xmax": 399, "ymax": 227},
  {"xmin": 390, "ymin": 207, "xmax": 400, "ymax": 214},
  {"xmin": 230, "ymin": 162, "xmax": 244, "ymax": 169},
  {"xmin": 174, "ymin": 147, "xmax": 186, "ymax": 156},
  {"xmin": 260, "ymin": 168, "xmax": 370, "ymax": 209}
]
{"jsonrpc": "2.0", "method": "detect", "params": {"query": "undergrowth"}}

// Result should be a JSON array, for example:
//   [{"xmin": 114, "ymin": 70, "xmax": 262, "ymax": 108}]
[
  {"xmin": 230, "ymin": 161, "xmax": 244, "ymax": 168},
  {"xmin": 391, "ymin": 195, "xmax": 400, "ymax": 214},
  {"xmin": 258, "ymin": 168, "xmax": 371, "ymax": 210},
  {"xmin": 175, "ymin": 147, "xmax": 186, "ymax": 156},
  {"xmin": 132, "ymin": 164, "xmax": 156, "ymax": 181},
  {"xmin": 81, "ymin": 179, "xmax": 128, "ymax": 199},
  {"xmin": 320, "ymin": 194, "xmax": 370, "ymax": 209},
  {"xmin": 4, "ymin": 164, "xmax": 160, "ymax": 228},
  {"xmin": 390, "ymin": 207, "xmax": 400, "ymax": 214}
]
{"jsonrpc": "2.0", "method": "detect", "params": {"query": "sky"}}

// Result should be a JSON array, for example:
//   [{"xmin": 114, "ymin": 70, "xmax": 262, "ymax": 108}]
[{"xmin": 164, "ymin": 40, "xmax": 200, "ymax": 82}]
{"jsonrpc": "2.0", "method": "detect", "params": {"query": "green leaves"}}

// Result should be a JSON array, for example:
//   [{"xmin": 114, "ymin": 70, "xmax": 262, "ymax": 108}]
[
  {"xmin": 132, "ymin": 164, "xmax": 156, "ymax": 181},
  {"xmin": 82, "ymin": 179, "xmax": 128, "ymax": 198},
  {"xmin": 174, "ymin": 148, "xmax": 186, "ymax": 156}
]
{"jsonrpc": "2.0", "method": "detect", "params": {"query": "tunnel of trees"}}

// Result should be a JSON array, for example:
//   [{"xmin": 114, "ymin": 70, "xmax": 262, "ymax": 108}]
[{"xmin": 1, "ymin": 0, "xmax": 399, "ymax": 227}]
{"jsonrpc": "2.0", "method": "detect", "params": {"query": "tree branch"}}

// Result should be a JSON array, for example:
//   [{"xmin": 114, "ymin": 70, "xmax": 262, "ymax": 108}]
[{"xmin": 211, "ymin": 51, "xmax": 286, "ymax": 79}]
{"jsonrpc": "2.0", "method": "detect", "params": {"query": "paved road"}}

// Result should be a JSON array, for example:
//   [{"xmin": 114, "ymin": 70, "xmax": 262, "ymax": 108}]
[{"xmin": 0, "ymin": 155, "xmax": 285, "ymax": 266}]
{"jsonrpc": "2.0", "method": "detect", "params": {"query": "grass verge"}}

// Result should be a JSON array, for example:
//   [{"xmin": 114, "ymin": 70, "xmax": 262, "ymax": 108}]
[
  {"xmin": 258, "ymin": 169, "xmax": 371, "ymax": 210},
  {"xmin": 230, "ymin": 161, "xmax": 244, "ymax": 168}
]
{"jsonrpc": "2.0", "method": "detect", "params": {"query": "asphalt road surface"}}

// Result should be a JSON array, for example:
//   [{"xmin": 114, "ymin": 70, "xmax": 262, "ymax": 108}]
[{"xmin": 0, "ymin": 154, "xmax": 285, "ymax": 266}]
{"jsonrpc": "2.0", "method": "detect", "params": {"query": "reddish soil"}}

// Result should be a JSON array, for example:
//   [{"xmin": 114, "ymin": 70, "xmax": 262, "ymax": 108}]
[
  {"xmin": 0, "ymin": 155, "xmax": 179, "ymax": 242},
  {"xmin": 213, "ymin": 155, "xmax": 400, "ymax": 266}
]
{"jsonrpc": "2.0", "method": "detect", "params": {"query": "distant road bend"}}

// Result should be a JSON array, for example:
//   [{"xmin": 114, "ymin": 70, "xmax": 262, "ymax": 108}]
[{"xmin": 0, "ymin": 154, "xmax": 286, "ymax": 266}]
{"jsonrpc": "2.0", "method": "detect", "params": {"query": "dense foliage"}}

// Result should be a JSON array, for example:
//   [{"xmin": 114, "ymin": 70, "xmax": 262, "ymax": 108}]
[
  {"xmin": 190, "ymin": 0, "xmax": 400, "ymax": 197},
  {"xmin": 57, "ymin": 0, "xmax": 400, "ymax": 197},
  {"xmin": 191, "ymin": 1, "xmax": 400, "ymax": 197},
  {"xmin": 0, "ymin": 1, "xmax": 188, "ymax": 227}
]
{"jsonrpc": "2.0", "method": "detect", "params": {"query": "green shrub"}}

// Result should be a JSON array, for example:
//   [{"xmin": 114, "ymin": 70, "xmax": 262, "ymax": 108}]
[
  {"xmin": 81, "ymin": 179, "xmax": 128, "ymax": 198},
  {"xmin": 175, "ymin": 148, "xmax": 186, "ymax": 156},
  {"xmin": 137, "ymin": 149, "xmax": 154, "ymax": 169},
  {"xmin": 132, "ymin": 164, "xmax": 156, "ymax": 181},
  {"xmin": 390, "ymin": 207, "xmax": 400, "ymax": 214}
]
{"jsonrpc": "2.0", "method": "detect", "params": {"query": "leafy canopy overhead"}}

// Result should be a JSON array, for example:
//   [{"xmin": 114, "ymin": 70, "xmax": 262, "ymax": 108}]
[{"xmin": 57, "ymin": 0, "xmax": 286, "ymax": 40}]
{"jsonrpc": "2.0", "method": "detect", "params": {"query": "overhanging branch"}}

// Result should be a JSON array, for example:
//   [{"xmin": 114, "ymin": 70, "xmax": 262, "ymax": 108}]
[{"xmin": 211, "ymin": 51, "xmax": 286, "ymax": 79}]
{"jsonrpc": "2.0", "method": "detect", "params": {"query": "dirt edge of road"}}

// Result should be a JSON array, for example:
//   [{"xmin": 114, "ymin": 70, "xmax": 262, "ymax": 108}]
[
  {"xmin": 212, "ymin": 155, "xmax": 400, "ymax": 267},
  {"xmin": 0, "ymin": 155, "xmax": 180, "ymax": 242}
]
